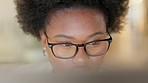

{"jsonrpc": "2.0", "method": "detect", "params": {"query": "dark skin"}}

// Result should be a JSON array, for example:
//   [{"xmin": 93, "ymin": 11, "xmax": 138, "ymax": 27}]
[{"xmin": 40, "ymin": 8, "xmax": 108, "ymax": 72}]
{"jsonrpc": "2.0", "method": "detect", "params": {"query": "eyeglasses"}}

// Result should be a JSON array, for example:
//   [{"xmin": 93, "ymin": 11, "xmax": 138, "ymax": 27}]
[{"xmin": 44, "ymin": 31, "xmax": 112, "ymax": 59}]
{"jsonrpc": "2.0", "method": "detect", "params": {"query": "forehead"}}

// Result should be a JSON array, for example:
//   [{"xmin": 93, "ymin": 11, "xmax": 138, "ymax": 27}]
[
  {"xmin": 49, "ymin": 8, "xmax": 105, "ymax": 26},
  {"xmin": 45, "ymin": 8, "xmax": 106, "ymax": 40}
]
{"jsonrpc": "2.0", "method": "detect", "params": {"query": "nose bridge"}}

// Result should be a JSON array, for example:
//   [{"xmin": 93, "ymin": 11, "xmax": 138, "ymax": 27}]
[{"xmin": 73, "ymin": 46, "xmax": 89, "ymax": 66}]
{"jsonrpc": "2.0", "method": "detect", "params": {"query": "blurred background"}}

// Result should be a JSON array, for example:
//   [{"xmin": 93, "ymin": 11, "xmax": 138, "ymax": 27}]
[{"xmin": 0, "ymin": 0, "xmax": 148, "ymax": 71}]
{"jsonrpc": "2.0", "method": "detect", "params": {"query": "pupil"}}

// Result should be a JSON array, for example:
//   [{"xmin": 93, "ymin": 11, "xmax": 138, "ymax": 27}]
[
  {"xmin": 90, "ymin": 41, "xmax": 98, "ymax": 45},
  {"xmin": 62, "ymin": 44, "xmax": 72, "ymax": 47}
]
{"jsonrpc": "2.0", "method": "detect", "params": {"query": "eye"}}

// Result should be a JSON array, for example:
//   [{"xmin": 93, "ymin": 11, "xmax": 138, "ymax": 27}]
[
  {"xmin": 89, "ymin": 41, "xmax": 100, "ymax": 45},
  {"xmin": 60, "ymin": 43, "xmax": 73, "ymax": 47}
]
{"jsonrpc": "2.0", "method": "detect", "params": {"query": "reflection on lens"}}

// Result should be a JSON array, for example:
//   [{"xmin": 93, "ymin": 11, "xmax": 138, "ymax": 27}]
[
  {"xmin": 53, "ymin": 45, "xmax": 76, "ymax": 58},
  {"xmin": 86, "ymin": 41, "xmax": 109, "ymax": 56}
]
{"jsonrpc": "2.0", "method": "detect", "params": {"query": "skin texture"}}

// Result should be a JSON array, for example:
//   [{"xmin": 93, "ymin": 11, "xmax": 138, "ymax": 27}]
[{"xmin": 40, "ymin": 8, "xmax": 107, "ymax": 72}]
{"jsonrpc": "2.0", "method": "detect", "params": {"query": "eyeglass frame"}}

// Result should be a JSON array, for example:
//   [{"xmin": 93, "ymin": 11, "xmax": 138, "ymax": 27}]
[{"xmin": 44, "ymin": 30, "xmax": 112, "ymax": 59}]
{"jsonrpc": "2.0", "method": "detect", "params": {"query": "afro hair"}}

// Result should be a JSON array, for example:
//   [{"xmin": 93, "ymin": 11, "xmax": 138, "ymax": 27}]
[{"xmin": 15, "ymin": 0, "xmax": 129, "ymax": 39}]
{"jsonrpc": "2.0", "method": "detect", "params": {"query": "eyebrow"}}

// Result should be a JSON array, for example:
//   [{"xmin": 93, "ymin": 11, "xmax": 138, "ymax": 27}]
[{"xmin": 54, "ymin": 32, "xmax": 105, "ymax": 39}]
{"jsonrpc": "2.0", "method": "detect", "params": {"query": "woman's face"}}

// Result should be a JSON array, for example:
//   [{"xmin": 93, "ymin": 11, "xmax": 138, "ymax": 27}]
[{"xmin": 40, "ymin": 8, "xmax": 107, "ymax": 72}]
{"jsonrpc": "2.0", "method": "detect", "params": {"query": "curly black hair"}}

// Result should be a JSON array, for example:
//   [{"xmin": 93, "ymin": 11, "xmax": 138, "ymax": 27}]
[{"xmin": 15, "ymin": 0, "xmax": 129, "ymax": 40}]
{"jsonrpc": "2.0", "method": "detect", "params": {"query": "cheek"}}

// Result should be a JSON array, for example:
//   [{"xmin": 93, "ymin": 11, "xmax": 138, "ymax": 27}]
[
  {"xmin": 89, "ymin": 55, "xmax": 105, "ymax": 66},
  {"xmin": 46, "ymin": 45, "xmax": 105, "ymax": 71}
]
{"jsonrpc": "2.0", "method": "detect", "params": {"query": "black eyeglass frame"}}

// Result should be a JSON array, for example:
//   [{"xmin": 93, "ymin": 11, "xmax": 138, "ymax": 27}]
[{"xmin": 44, "ymin": 31, "xmax": 112, "ymax": 59}]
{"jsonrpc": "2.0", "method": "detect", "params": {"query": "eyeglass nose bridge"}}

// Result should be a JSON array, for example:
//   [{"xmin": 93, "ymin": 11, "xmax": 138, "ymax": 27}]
[
  {"xmin": 75, "ymin": 44, "xmax": 86, "ymax": 47},
  {"xmin": 74, "ymin": 43, "xmax": 88, "ymax": 55}
]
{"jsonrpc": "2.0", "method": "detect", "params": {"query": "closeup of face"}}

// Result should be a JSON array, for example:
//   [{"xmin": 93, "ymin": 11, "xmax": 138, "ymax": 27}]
[{"xmin": 40, "ymin": 8, "xmax": 109, "ymax": 72}]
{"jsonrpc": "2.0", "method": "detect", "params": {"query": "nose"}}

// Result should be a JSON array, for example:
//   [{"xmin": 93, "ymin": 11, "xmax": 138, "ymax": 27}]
[{"xmin": 73, "ymin": 47, "xmax": 89, "ymax": 66}]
